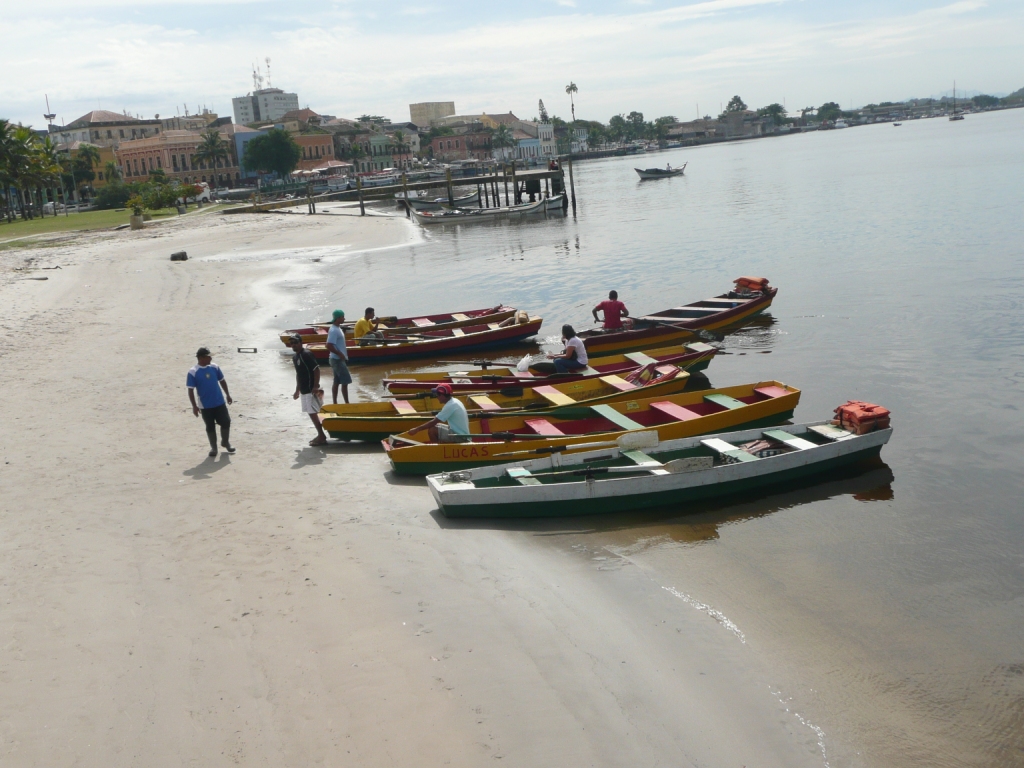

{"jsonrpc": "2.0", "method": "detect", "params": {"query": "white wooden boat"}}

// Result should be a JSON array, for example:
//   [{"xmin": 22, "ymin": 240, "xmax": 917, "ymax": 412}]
[
  {"xmin": 411, "ymin": 198, "xmax": 545, "ymax": 224},
  {"xmin": 428, "ymin": 416, "xmax": 892, "ymax": 518},
  {"xmin": 544, "ymin": 194, "xmax": 565, "ymax": 211},
  {"xmin": 405, "ymin": 190, "xmax": 480, "ymax": 210},
  {"xmin": 635, "ymin": 162, "xmax": 687, "ymax": 180}
]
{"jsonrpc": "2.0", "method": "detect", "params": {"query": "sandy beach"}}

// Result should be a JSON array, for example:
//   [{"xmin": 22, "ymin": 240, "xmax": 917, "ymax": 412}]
[{"xmin": 0, "ymin": 209, "xmax": 825, "ymax": 767}]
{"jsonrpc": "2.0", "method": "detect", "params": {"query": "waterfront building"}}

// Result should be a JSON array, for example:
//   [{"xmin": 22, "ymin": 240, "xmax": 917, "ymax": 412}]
[
  {"xmin": 295, "ymin": 133, "xmax": 337, "ymax": 171},
  {"xmin": 115, "ymin": 128, "xmax": 242, "ymax": 186},
  {"xmin": 513, "ymin": 133, "xmax": 541, "ymax": 161},
  {"xmin": 383, "ymin": 122, "xmax": 422, "ymax": 155},
  {"xmin": 431, "ymin": 132, "xmax": 492, "ymax": 162},
  {"xmin": 232, "ymin": 88, "xmax": 300, "ymax": 125},
  {"xmin": 409, "ymin": 101, "xmax": 455, "ymax": 127},
  {"xmin": 50, "ymin": 110, "xmax": 162, "ymax": 149},
  {"xmin": 160, "ymin": 112, "xmax": 219, "ymax": 133},
  {"xmin": 665, "ymin": 119, "xmax": 719, "ymax": 141},
  {"xmin": 571, "ymin": 127, "xmax": 589, "ymax": 154},
  {"xmin": 53, "ymin": 141, "xmax": 119, "ymax": 188},
  {"xmin": 537, "ymin": 123, "xmax": 556, "ymax": 157}
]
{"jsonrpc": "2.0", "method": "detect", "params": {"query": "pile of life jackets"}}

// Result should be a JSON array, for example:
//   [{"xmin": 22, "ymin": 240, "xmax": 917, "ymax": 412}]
[
  {"xmin": 733, "ymin": 276, "xmax": 770, "ymax": 294},
  {"xmin": 833, "ymin": 400, "xmax": 891, "ymax": 434}
]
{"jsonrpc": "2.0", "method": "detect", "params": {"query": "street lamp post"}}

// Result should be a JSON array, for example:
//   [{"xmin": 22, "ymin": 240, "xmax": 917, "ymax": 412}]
[{"xmin": 60, "ymin": 130, "xmax": 77, "ymax": 213}]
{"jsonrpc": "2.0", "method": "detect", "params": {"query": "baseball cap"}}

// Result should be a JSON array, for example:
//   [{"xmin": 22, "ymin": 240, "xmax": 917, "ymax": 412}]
[
  {"xmin": 332, "ymin": 309, "xmax": 345, "ymax": 319},
  {"xmin": 288, "ymin": 333, "xmax": 303, "ymax": 344},
  {"xmin": 433, "ymin": 384, "xmax": 453, "ymax": 397},
  {"xmin": 196, "ymin": 347, "xmax": 211, "ymax": 357}
]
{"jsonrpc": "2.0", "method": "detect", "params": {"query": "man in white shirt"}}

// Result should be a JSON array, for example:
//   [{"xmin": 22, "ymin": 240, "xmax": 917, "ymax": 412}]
[{"xmin": 326, "ymin": 309, "xmax": 351, "ymax": 404}]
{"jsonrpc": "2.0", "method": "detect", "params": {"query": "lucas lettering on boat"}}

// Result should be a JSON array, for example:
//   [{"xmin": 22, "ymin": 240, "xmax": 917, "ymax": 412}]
[{"xmin": 442, "ymin": 445, "xmax": 491, "ymax": 459}]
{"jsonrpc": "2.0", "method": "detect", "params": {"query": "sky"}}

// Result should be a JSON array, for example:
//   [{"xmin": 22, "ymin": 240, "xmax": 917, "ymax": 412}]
[{"xmin": 3, "ymin": 0, "xmax": 1023, "ymax": 128}]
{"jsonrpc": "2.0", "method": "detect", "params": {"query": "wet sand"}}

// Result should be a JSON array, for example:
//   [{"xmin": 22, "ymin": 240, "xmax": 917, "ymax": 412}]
[{"xmin": 0, "ymin": 210, "xmax": 824, "ymax": 766}]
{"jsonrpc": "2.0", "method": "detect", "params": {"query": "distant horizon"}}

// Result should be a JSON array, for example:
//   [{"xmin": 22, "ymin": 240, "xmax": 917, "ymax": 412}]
[{"xmin": 5, "ymin": 0, "xmax": 1023, "ymax": 129}]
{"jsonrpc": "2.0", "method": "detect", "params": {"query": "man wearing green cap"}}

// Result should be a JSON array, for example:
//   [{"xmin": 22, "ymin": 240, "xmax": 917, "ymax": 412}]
[{"xmin": 326, "ymin": 309, "xmax": 351, "ymax": 404}]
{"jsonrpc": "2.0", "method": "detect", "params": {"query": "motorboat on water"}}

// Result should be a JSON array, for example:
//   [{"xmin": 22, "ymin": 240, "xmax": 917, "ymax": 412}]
[{"xmin": 635, "ymin": 162, "xmax": 687, "ymax": 180}]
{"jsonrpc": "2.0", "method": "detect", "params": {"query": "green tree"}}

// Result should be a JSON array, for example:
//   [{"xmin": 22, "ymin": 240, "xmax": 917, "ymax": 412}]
[
  {"xmin": 76, "ymin": 143, "xmax": 101, "ymax": 170},
  {"xmin": 193, "ymin": 128, "xmax": 231, "ymax": 183},
  {"xmin": 817, "ymin": 102, "xmax": 842, "ymax": 122},
  {"xmin": 972, "ymin": 94, "xmax": 999, "ymax": 108},
  {"xmin": 565, "ymin": 82, "xmax": 578, "ymax": 122},
  {"xmin": 538, "ymin": 99, "xmax": 549, "ymax": 122},
  {"xmin": 607, "ymin": 114, "xmax": 627, "ymax": 143},
  {"xmin": 104, "ymin": 160, "xmax": 121, "ymax": 182},
  {"xmin": 726, "ymin": 95, "xmax": 747, "ymax": 112},
  {"xmin": 756, "ymin": 103, "xmax": 788, "ymax": 124},
  {"xmin": 242, "ymin": 128, "xmax": 302, "ymax": 180},
  {"xmin": 626, "ymin": 111, "xmax": 645, "ymax": 140},
  {"xmin": 492, "ymin": 123, "xmax": 515, "ymax": 159}
]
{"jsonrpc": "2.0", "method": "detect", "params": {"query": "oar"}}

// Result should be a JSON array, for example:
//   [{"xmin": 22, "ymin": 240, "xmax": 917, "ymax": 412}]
[
  {"xmin": 492, "ymin": 430, "xmax": 659, "ymax": 459},
  {"xmin": 387, "ymin": 386, "xmax": 525, "ymax": 400},
  {"xmin": 638, "ymin": 317, "xmax": 724, "ymax": 343}
]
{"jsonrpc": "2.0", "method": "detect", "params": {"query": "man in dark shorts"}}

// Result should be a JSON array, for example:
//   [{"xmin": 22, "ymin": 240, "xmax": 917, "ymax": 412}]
[
  {"xmin": 326, "ymin": 309, "xmax": 352, "ymax": 404},
  {"xmin": 289, "ymin": 334, "xmax": 329, "ymax": 446},
  {"xmin": 592, "ymin": 290, "xmax": 630, "ymax": 330},
  {"xmin": 187, "ymin": 347, "xmax": 235, "ymax": 457}
]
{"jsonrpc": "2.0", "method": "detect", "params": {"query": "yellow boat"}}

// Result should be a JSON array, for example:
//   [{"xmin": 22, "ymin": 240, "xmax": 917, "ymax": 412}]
[
  {"xmin": 382, "ymin": 381, "xmax": 801, "ymax": 475},
  {"xmin": 320, "ymin": 365, "xmax": 691, "ymax": 441}
]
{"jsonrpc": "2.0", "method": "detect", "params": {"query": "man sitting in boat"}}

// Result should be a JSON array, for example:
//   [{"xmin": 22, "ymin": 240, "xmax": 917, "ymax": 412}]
[
  {"xmin": 592, "ymin": 290, "xmax": 629, "ymax": 331},
  {"xmin": 547, "ymin": 324, "xmax": 589, "ymax": 374},
  {"xmin": 406, "ymin": 384, "xmax": 470, "ymax": 443},
  {"xmin": 354, "ymin": 307, "xmax": 387, "ymax": 344}
]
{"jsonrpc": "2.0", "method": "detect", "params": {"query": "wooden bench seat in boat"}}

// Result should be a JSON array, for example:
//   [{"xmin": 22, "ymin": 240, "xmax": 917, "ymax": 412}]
[
  {"xmin": 452, "ymin": 313, "xmax": 470, "ymax": 321},
  {"xmin": 452, "ymin": 328, "xmax": 466, "ymax": 337},
  {"xmin": 621, "ymin": 449, "xmax": 670, "ymax": 475},
  {"xmin": 686, "ymin": 342, "xmax": 717, "ymax": 353},
  {"xmin": 649, "ymin": 400, "xmax": 702, "ymax": 421},
  {"xmin": 524, "ymin": 418, "xmax": 565, "ymax": 436},
  {"xmin": 695, "ymin": 298, "xmax": 742, "ymax": 306},
  {"xmin": 580, "ymin": 366, "xmax": 600, "ymax": 376},
  {"xmin": 411, "ymin": 318, "xmax": 434, "ymax": 326},
  {"xmin": 506, "ymin": 467, "xmax": 542, "ymax": 485},
  {"xmin": 808, "ymin": 424, "xmax": 856, "ymax": 441},
  {"xmin": 469, "ymin": 394, "xmax": 502, "ymax": 411},
  {"xmin": 590, "ymin": 404, "xmax": 644, "ymax": 431},
  {"xmin": 763, "ymin": 429, "xmax": 818, "ymax": 451},
  {"xmin": 656, "ymin": 364, "xmax": 679, "ymax": 376},
  {"xmin": 624, "ymin": 351, "xmax": 658, "ymax": 366},
  {"xmin": 754, "ymin": 385, "xmax": 790, "ymax": 399},
  {"xmin": 488, "ymin": 323, "xmax": 500, "ymax": 329},
  {"xmin": 701, "ymin": 438, "xmax": 760, "ymax": 462},
  {"xmin": 704, "ymin": 393, "xmax": 746, "ymax": 410},
  {"xmin": 668, "ymin": 305, "xmax": 721, "ymax": 312},
  {"xmin": 599, "ymin": 375, "xmax": 637, "ymax": 392},
  {"xmin": 512, "ymin": 370, "xmax": 535, "ymax": 378},
  {"xmin": 531, "ymin": 385, "xmax": 577, "ymax": 406},
  {"xmin": 450, "ymin": 377, "xmax": 473, "ymax": 384},
  {"xmin": 391, "ymin": 399, "xmax": 418, "ymax": 414}
]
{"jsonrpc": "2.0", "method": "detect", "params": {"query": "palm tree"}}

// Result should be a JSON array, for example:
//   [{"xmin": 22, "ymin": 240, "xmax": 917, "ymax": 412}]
[
  {"xmin": 104, "ymin": 160, "xmax": 121, "ymax": 183},
  {"xmin": 565, "ymin": 82, "xmax": 578, "ymax": 123},
  {"xmin": 76, "ymin": 143, "xmax": 101, "ymax": 170},
  {"xmin": 192, "ymin": 128, "xmax": 231, "ymax": 185},
  {"xmin": 492, "ymin": 123, "xmax": 515, "ymax": 160}
]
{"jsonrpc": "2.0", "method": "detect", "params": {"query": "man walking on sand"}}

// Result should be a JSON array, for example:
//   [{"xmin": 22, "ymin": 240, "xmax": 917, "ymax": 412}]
[
  {"xmin": 289, "ymin": 334, "xmax": 329, "ymax": 446},
  {"xmin": 187, "ymin": 347, "xmax": 235, "ymax": 457},
  {"xmin": 326, "ymin": 309, "xmax": 351, "ymax": 404}
]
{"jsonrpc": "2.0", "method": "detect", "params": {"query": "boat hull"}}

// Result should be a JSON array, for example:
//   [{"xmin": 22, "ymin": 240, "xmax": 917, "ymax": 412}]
[
  {"xmin": 383, "ymin": 381, "xmax": 800, "ymax": 475},
  {"xmin": 581, "ymin": 288, "xmax": 776, "ymax": 356},
  {"xmin": 431, "ymin": 436, "xmax": 887, "ymax": 518},
  {"xmin": 308, "ymin": 318, "xmax": 543, "ymax": 363}
]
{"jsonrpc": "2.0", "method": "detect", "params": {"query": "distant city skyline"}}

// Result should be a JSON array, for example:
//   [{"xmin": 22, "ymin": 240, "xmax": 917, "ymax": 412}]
[{"xmin": 5, "ymin": 0, "xmax": 1023, "ymax": 129}]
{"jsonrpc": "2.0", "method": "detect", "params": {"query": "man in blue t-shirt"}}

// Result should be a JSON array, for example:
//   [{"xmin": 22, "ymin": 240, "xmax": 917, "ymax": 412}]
[
  {"xmin": 406, "ymin": 384, "xmax": 470, "ymax": 443},
  {"xmin": 187, "ymin": 347, "xmax": 234, "ymax": 457},
  {"xmin": 326, "ymin": 309, "xmax": 352, "ymax": 404}
]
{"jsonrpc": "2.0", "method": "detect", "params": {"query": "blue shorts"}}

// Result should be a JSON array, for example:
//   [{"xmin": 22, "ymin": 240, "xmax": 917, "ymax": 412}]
[{"xmin": 330, "ymin": 356, "xmax": 352, "ymax": 385}]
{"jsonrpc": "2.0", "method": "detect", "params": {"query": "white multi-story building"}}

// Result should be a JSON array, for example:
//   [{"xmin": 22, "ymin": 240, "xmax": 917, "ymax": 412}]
[
  {"xmin": 232, "ymin": 88, "xmax": 300, "ymax": 125},
  {"xmin": 537, "ymin": 123, "xmax": 556, "ymax": 156},
  {"xmin": 409, "ymin": 101, "xmax": 455, "ymax": 127}
]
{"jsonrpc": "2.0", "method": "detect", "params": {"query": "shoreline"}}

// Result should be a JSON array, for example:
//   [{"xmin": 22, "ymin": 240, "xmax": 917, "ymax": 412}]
[{"xmin": 0, "ymin": 211, "xmax": 824, "ymax": 766}]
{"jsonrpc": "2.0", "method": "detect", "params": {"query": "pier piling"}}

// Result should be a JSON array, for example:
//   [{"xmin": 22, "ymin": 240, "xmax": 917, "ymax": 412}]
[
  {"xmin": 357, "ymin": 177, "xmax": 365, "ymax": 216},
  {"xmin": 567, "ymin": 158, "xmax": 577, "ymax": 215}
]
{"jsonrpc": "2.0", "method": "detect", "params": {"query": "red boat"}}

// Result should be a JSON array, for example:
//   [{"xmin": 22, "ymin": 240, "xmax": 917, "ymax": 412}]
[
  {"xmin": 382, "ymin": 342, "xmax": 719, "ymax": 394},
  {"xmin": 307, "ymin": 316, "xmax": 544, "ymax": 363}
]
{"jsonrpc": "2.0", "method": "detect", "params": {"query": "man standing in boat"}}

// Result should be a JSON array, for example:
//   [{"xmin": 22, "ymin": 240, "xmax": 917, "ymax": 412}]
[
  {"xmin": 326, "ymin": 309, "xmax": 351, "ymax": 405},
  {"xmin": 406, "ymin": 384, "xmax": 470, "ymax": 443},
  {"xmin": 592, "ymin": 290, "xmax": 629, "ymax": 331}
]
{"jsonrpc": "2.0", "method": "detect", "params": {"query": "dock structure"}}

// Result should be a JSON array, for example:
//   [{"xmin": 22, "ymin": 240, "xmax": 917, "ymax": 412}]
[{"xmin": 223, "ymin": 165, "xmax": 572, "ymax": 215}]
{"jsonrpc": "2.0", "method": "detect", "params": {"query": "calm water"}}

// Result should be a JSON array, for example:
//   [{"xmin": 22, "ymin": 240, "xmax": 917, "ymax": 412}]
[{"xmin": 279, "ymin": 109, "xmax": 1024, "ymax": 766}]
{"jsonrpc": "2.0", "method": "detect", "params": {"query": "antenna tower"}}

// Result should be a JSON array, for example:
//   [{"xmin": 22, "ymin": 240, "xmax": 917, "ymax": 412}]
[
  {"xmin": 44, "ymin": 95, "xmax": 56, "ymax": 126},
  {"xmin": 265, "ymin": 57, "xmax": 272, "ymax": 87}
]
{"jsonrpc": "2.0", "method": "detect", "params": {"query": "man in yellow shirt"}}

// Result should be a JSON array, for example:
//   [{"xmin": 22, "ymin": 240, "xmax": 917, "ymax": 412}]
[{"xmin": 353, "ymin": 307, "xmax": 387, "ymax": 343}]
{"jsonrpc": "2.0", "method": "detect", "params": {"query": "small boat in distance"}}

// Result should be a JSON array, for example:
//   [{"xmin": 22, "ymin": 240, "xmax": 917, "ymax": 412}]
[
  {"xmin": 404, "ymin": 190, "xmax": 481, "ymax": 210},
  {"xmin": 635, "ymin": 162, "xmax": 687, "ymax": 180},
  {"xmin": 411, "ymin": 198, "xmax": 546, "ymax": 225},
  {"xmin": 893, "ymin": 122, "xmax": 903, "ymax": 127},
  {"xmin": 950, "ymin": 81, "xmax": 965, "ymax": 121}
]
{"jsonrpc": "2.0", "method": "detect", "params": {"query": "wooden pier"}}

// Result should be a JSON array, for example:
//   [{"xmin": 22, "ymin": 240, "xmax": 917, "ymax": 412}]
[{"xmin": 222, "ymin": 163, "xmax": 577, "ymax": 215}]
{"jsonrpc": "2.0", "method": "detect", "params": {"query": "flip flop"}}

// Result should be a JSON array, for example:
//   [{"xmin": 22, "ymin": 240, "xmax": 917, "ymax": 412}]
[{"xmin": 309, "ymin": 438, "xmax": 328, "ymax": 446}]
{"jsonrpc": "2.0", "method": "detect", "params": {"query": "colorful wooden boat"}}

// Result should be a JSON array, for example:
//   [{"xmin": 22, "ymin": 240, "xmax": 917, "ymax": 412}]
[
  {"xmin": 428, "ymin": 415, "xmax": 891, "ymax": 518},
  {"xmin": 383, "ymin": 342, "xmax": 719, "ymax": 395},
  {"xmin": 279, "ymin": 305, "xmax": 518, "ymax": 346},
  {"xmin": 382, "ymin": 380, "xmax": 800, "ymax": 475},
  {"xmin": 320, "ymin": 366, "xmax": 691, "ymax": 442},
  {"xmin": 306, "ymin": 316, "xmax": 543, "ymax": 363},
  {"xmin": 579, "ymin": 283, "xmax": 777, "ymax": 356}
]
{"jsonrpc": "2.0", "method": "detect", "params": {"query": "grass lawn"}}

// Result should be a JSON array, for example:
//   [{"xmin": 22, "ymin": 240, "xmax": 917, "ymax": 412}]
[{"xmin": 0, "ymin": 204, "xmax": 227, "ymax": 243}]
